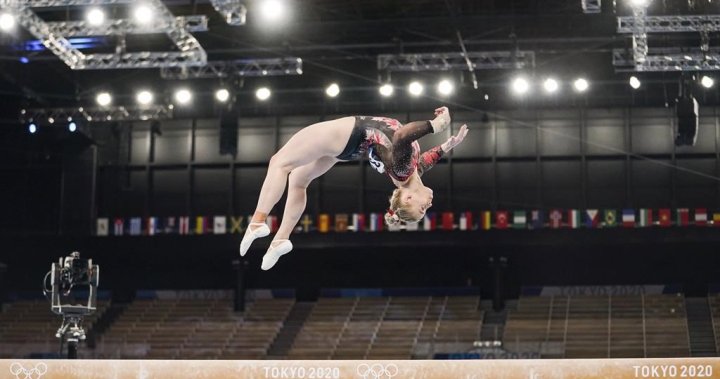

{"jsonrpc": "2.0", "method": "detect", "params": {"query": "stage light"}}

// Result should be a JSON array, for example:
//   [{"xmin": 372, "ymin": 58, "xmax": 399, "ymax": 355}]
[
  {"xmin": 256, "ymin": 87, "xmax": 271, "ymax": 101},
  {"xmin": 259, "ymin": 0, "xmax": 286, "ymax": 22},
  {"xmin": 28, "ymin": 123, "xmax": 37, "ymax": 134},
  {"xmin": 629, "ymin": 0, "xmax": 650, "ymax": 7},
  {"xmin": 48, "ymin": 117, "xmax": 55, "ymax": 124},
  {"xmin": 573, "ymin": 78, "xmax": 589, "ymax": 92},
  {"xmin": 511, "ymin": 77, "xmax": 530, "ymax": 95},
  {"xmin": 629, "ymin": 76, "xmax": 641, "ymax": 89},
  {"xmin": 174, "ymin": 88, "xmax": 192, "ymax": 105},
  {"xmin": 68, "ymin": 122, "xmax": 77, "ymax": 132},
  {"xmin": 437, "ymin": 79, "xmax": 454, "ymax": 96},
  {"xmin": 86, "ymin": 8, "xmax": 105, "ymax": 26},
  {"xmin": 0, "ymin": 13, "xmax": 15, "ymax": 31},
  {"xmin": 96, "ymin": 92, "xmax": 112, "ymax": 106},
  {"xmin": 701, "ymin": 75, "xmax": 714, "ymax": 88},
  {"xmin": 215, "ymin": 88, "xmax": 230, "ymax": 102},
  {"xmin": 133, "ymin": 4, "xmax": 154, "ymax": 24},
  {"xmin": 408, "ymin": 81, "xmax": 424, "ymax": 97},
  {"xmin": 543, "ymin": 78, "xmax": 559, "ymax": 93},
  {"xmin": 325, "ymin": 83, "xmax": 340, "ymax": 98},
  {"xmin": 136, "ymin": 90, "xmax": 153, "ymax": 105},
  {"xmin": 379, "ymin": 84, "xmax": 394, "ymax": 97}
]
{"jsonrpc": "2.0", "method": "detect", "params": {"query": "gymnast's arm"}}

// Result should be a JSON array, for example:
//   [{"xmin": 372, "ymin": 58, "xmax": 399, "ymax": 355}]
[{"xmin": 417, "ymin": 124, "xmax": 469, "ymax": 177}]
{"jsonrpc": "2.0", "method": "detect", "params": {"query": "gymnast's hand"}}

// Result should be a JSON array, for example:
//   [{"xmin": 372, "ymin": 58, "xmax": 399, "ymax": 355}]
[
  {"xmin": 441, "ymin": 124, "xmax": 468, "ymax": 152},
  {"xmin": 430, "ymin": 106, "xmax": 451, "ymax": 133}
]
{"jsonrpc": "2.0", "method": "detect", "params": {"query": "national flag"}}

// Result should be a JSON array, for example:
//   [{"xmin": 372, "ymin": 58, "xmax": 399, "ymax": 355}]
[
  {"xmin": 480, "ymin": 211, "xmax": 492, "ymax": 230},
  {"xmin": 621, "ymin": 209, "xmax": 635, "ymax": 228},
  {"xmin": 195, "ymin": 216, "xmax": 209, "ymax": 235},
  {"xmin": 147, "ymin": 217, "xmax": 157, "ymax": 236},
  {"xmin": 129, "ymin": 217, "xmax": 142, "ymax": 236},
  {"xmin": 639, "ymin": 209, "xmax": 652, "ymax": 227},
  {"xmin": 441, "ymin": 212, "xmax": 454, "ymax": 231},
  {"xmin": 495, "ymin": 211, "xmax": 509, "ymax": 229},
  {"xmin": 567, "ymin": 210, "xmax": 580, "ymax": 229},
  {"xmin": 695, "ymin": 208, "xmax": 708, "ymax": 226},
  {"xmin": 113, "ymin": 218, "xmax": 124, "ymax": 236},
  {"xmin": 179, "ymin": 216, "xmax": 190, "ymax": 235},
  {"xmin": 658, "ymin": 209, "xmax": 671, "ymax": 227},
  {"xmin": 423, "ymin": 213, "xmax": 437, "ymax": 231},
  {"xmin": 318, "ymin": 214, "xmax": 331, "ymax": 233},
  {"xmin": 713, "ymin": 213, "xmax": 720, "ymax": 227},
  {"xmin": 96, "ymin": 218, "xmax": 109, "ymax": 236},
  {"xmin": 335, "ymin": 214, "xmax": 349, "ymax": 232},
  {"xmin": 369, "ymin": 213, "xmax": 383, "ymax": 231},
  {"xmin": 164, "ymin": 217, "xmax": 177, "ymax": 234},
  {"xmin": 512, "ymin": 211, "xmax": 527, "ymax": 229},
  {"xmin": 300, "ymin": 214, "xmax": 313, "ymax": 232},
  {"xmin": 529, "ymin": 210, "xmax": 544, "ymax": 230},
  {"xmin": 549, "ymin": 209, "xmax": 563, "ymax": 229},
  {"xmin": 350, "ymin": 213, "xmax": 365, "ymax": 232},
  {"xmin": 676, "ymin": 208, "xmax": 689, "ymax": 226},
  {"xmin": 229, "ymin": 216, "xmax": 243, "ymax": 234},
  {"xmin": 214, "ymin": 216, "xmax": 227, "ymax": 234},
  {"xmin": 603, "ymin": 210, "xmax": 617, "ymax": 228},
  {"xmin": 266, "ymin": 215, "xmax": 279, "ymax": 233},
  {"xmin": 459, "ymin": 212, "xmax": 473, "ymax": 231},
  {"xmin": 583, "ymin": 209, "xmax": 599, "ymax": 228}
]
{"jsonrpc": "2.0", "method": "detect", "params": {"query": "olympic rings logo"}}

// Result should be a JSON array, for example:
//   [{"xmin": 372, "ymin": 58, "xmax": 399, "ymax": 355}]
[
  {"xmin": 10, "ymin": 362, "xmax": 47, "ymax": 379},
  {"xmin": 356, "ymin": 363, "xmax": 399, "ymax": 379}
]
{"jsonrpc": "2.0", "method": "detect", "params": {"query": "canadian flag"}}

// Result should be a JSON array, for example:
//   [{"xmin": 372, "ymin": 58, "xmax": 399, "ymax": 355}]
[{"xmin": 695, "ymin": 208, "xmax": 708, "ymax": 226}]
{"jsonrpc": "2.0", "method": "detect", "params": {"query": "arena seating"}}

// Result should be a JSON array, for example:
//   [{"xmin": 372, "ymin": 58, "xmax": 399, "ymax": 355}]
[
  {"xmin": 288, "ymin": 295, "xmax": 484, "ymax": 359},
  {"xmin": 98, "ymin": 296, "xmax": 294, "ymax": 359},
  {"xmin": 703, "ymin": 294, "xmax": 720, "ymax": 355},
  {"xmin": 0, "ymin": 299, "xmax": 109, "ymax": 358},
  {"xmin": 504, "ymin": 294, "xmax": 690, "ymax": 358}
]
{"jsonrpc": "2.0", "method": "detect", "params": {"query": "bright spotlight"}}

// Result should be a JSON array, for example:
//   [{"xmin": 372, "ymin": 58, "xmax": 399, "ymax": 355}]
[
  {"xmin": 256, "ymin": 87, "xmax": 271, "ymax": 101},
  {"xmin": 215, "ymin": 88, "xmax": 230, "ymax": 102},
  {"xmin": 630, "ymin": 0, "xmax": 649, "ymax": 7},
  {"xmin": 379, "ymin": 84, "xmax": 394, "ymax": 97},
  {"xmin": 86, "ymin": 8, "xmax": 105, "ymax": 26},
  {"xmin": 408, "ymin": 81, "xmax": 424, "ymax": 97},
  {"xmin": 260, "ymin": 0, "xmax": 286, "ymax": 22},
  {"xmin": 511, "ymin": 77, "xmax": 530, "ymax": 95},
  {"xmin": 28, "ymin": 123, "xmax": 37, "ymax": 134},
  {"xmin": 96, "ymin": 92, "xmax": 112, "ymax": 106},
  {"xmin": 0, "ymin": 13, "xmax": 15, "ymax": 31},
  {"xmin": 629, "ymin": 76, "xmax": 641, "ymax": 89},
  {"xmin": 543, "ymin": 78, "xmax": 559, "ymax": 93},
  {"xmin": 701, "ymin": 75, "xmax": 714, "ymax": 88},
  {"xmin": 68, "ymin": 122, "xmax": 77, "ymax": 132},
  {"xmin": 573, "ymin": 78, "xmax": 589, "ymax": 92},
  {"xmin": 437, "ymin": 79, "xmax": 454, "ymax": 96},
  {"xmin": 133, "ymin": 4, "xmax": 154, "ymax": 24},
  {"xmin": 48, "ymin": 117, "xmax": 55, "ymax": 124},
  {"xmin": 174, "ymin": 88, "xmax": 192, "ymax": 105},
  {"xmin": 325, "ymin": 83, "xmax": 340, "ymax": 98},
  {"xmin": 136, "ymin": 90, "xmax": 153, "ymax": 105}
]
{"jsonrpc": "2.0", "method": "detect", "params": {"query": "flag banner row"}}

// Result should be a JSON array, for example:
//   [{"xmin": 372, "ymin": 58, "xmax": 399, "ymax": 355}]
[{"xmin": 95, "ymin": 208, "xmax": 720, "ymax": 236}]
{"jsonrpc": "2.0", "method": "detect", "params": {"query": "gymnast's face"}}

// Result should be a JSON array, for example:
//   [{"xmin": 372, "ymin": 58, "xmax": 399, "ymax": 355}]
[{"xmin": 403, "ymin": 186, "xmax": 433, "ymax": 220}]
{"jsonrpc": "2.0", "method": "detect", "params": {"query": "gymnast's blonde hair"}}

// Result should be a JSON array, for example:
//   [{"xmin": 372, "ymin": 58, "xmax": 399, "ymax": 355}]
[{"xmin": 385, "ymin": 188, "xmax": 422, "ymax": 225}]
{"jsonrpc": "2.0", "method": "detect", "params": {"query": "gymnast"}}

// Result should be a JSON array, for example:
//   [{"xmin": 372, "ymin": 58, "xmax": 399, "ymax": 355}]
[{"xmin": 240, "ymin": 106, "xmax": 469, "ymax": 270}]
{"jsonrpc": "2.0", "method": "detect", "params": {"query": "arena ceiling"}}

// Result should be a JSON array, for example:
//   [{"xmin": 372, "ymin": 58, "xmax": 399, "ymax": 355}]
[{"xmin": 0, "ymin": 0, "xmax": 719, "ymax": 118}]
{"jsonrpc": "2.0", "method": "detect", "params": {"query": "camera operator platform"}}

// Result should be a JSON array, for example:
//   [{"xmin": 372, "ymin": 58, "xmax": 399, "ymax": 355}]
[{"xmin": 43, "ymin": 251, "xmax": 100, "ymax": 359}]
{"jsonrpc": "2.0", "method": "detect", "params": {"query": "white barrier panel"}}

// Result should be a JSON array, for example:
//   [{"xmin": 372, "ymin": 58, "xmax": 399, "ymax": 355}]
[{"xmin": 3, "ymin": 358, "xmax": 719, "ymax": 379}]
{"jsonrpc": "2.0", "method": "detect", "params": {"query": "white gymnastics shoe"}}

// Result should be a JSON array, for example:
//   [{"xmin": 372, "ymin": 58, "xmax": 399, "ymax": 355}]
[
  {"xmin": 261, "ymin": 240, "xmax": 293, "ymax": 270},
  {"xmin": 239, "ymin": 222, "xmax": 270, "ymax": 256}
]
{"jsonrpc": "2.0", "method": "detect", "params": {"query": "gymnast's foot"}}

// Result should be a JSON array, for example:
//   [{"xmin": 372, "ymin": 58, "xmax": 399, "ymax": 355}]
[
  {"xmin": 239, "ymin": 222, "xmax": 270, "ymax": 257},
  {"xmin": 261, "ymin": 240, "xmax": 293, "ymax": 270}
]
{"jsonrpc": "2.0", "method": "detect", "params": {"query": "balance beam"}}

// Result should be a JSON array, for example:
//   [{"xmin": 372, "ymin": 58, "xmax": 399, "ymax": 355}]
[{"xmin": 3, "ymin": 358, "xmax": 719, "ymax": 379}]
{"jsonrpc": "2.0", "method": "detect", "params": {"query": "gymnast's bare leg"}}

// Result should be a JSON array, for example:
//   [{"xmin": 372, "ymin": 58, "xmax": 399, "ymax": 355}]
[{"xmin": 239, "ymin": 117, "xmax": 355, "ymax": 259}]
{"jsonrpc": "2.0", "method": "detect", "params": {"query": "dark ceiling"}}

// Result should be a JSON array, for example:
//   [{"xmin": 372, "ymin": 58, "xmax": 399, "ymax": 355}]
[{"xmin": 1, "ymin": 0, "xmax": 720, "ymax": 118}]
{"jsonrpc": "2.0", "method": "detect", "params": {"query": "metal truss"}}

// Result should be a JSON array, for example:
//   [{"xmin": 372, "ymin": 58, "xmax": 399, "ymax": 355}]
[
  {"xmin": 160, "ymin": 57, "xmax": 303, "ymax": 79},
  {"xmin": 377, "ymin": 51, "xmax": 535, "ymax": 72},
  {"xmin": 613, "ymin": 48, "xmax": 720, "ymax": 71},
  {"xmin": 4, "ymin": 0, "xmax": 206, "ymax": 69},
  {"xmin": 45, "ymin": 15, "xmax": 208, "ymax": 37},
  {"xmin": 618, "ymin": 15, "xmax": 720, "ymax": 33},
  {"xmin": 21, "ymin": 105, "xmax": 173, "ymax": 125},
  {"xmin": 581, "ymin": 0, "xmax": 601, "ymax": 14},
  {"xmin": 210, "ymin": 0, "xmax": 247, "ymax": 26}
]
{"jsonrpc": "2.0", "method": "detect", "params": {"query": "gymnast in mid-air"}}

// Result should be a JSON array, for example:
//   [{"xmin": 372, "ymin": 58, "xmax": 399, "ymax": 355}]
[{"xmin": 240, "ymin": 106, "xmax": 468, "ymax": 270}]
